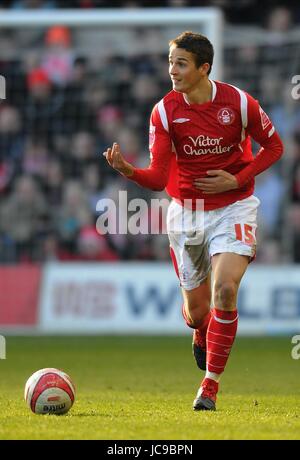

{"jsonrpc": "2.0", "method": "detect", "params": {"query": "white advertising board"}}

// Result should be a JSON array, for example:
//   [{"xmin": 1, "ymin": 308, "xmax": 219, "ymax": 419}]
[
  {"xmin": 39, "ymin": 263, "xmax": 300, "ymax": 335},
  {"xmin": 39, "ymin": 263, "xmax": 184, "ymax": 334}
]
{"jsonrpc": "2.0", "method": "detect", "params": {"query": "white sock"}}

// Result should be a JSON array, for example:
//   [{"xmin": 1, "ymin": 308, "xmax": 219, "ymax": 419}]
[{"xmin": 205, "ymin": 371, "xmax": 221, "ymax": 383}]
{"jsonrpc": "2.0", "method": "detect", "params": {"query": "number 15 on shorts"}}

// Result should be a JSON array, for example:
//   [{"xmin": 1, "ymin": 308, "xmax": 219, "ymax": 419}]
[{"xmin": 235, "ymin": 223, "xmax": 256, "ymax": 245}]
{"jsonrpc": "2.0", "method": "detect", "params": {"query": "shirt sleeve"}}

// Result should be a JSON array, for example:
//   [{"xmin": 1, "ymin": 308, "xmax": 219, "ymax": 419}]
[
  {"xmin": 235, "ymin": 93, "xmax": 284, "ymax": 187},
  {"xmin": 128, "ymin": 102, "xmax": 173, "ymax": 191}
]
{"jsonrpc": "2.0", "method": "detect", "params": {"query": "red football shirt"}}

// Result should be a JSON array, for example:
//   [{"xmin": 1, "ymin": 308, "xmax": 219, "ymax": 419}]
[{"xmin": 129, "ymin": 80, "xmax": 283, "ymax": 210}]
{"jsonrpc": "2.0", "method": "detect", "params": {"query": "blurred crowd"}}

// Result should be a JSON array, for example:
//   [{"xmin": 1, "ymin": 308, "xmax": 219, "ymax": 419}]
[{"xmin": 0, "ymin": 3, "xmax": 300, "ymax": 264}]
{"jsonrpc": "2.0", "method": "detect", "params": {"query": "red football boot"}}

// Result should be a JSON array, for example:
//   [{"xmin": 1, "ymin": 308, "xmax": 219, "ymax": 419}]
[{"xmin": 193, "ymin": 378, "xmax": 218, "ymax": 411}]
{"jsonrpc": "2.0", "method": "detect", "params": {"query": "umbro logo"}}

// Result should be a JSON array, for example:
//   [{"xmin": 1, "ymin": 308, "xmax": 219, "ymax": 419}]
[{"xmin": 172, "ymin": 118, "xmax": 190, "ymax": 123}]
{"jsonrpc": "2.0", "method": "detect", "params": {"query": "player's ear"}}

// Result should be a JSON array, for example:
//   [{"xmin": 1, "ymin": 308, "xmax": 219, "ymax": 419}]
[{"xmin": 199, "ymin": 63, "xmax": 210, "ymax": 76}]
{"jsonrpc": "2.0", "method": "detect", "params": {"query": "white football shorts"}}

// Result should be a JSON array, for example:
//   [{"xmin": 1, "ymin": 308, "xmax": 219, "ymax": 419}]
[{"xmin": 167, "ymin": 195, "xmax": 260, "ymax": 290}]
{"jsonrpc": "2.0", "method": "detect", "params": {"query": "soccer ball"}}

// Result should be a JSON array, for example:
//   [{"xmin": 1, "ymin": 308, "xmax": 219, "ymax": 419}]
[{"xmin": 24, "ymin": 368, "xmax": 75, "ymax": 415}]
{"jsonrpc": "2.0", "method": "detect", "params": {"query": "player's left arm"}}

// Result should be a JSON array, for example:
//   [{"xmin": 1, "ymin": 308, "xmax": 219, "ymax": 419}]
[
  {"xmin": 233, "ymin": 93, "xmax": 284, "ymax": 187},
  {"xmin": 194, "ymin": 94, "xmax": 284, "ymax": 194}
]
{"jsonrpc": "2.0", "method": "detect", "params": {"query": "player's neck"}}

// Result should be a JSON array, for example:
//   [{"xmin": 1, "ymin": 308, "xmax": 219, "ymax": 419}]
[{"xmin": 184, "ymin": 78, "xmax": 212, "ymax": 105}]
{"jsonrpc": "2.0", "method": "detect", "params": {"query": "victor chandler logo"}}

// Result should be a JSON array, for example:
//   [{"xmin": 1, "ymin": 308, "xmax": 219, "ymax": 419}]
[{"xmin": 183, "ymin": 135, "xmax": 233, "ymax": 156}]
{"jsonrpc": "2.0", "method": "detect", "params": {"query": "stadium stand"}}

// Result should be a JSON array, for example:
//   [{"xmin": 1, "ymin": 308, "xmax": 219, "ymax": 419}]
[{"xmin": 0, "ymin": 2, "xmax": 299, "ymax": 263}]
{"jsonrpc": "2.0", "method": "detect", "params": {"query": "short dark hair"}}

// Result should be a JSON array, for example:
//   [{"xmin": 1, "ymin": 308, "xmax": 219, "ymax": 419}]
[{"xmin": 169, "ymin": 31, "xmax": 214, "ymax": 75}]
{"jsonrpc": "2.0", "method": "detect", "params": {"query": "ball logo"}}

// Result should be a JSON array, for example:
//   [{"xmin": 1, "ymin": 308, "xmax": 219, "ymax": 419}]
[
  {"xmin": 43, "ymin": 403, "xmax": 66, "ymax": 412},
  {"xmin": 217, "ymin": 108, "xmax": 235, "ymax": 125}
]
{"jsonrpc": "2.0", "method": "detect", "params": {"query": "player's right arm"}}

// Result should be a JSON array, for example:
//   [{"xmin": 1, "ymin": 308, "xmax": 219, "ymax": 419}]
[{"xmin": 103, "ymin": 103, "xmax": 173, "ymax": 191}]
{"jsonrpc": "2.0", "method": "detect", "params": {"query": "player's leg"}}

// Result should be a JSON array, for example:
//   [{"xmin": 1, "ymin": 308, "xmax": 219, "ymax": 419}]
[
  {"xmin": 212, "ymin": 252, "xmax": 248, "ymax": 311},
  {"xmin": 193, "ymin": 252, "xmax": 249, "ymax": 411},
  {"xmin": 170, "ymin": 242, "xmax": 212, "ymax": 370},
  {"xmin": 181, "ymin": 273, "xmax": 212, "ymax": 371},
  {"xmin": 193, "ymin": 195, "xmax": 259, "ymax": 411},
  {"xmin": 206, "ymin": 252, "xmax": 248, "ymax": 377},
  {"xmin": 167, "ymin": 199, "xmax": 212, "ymax": 369},
  {"xmin": 181, "ymin": 272, "xmax": 211, "ymax": 328}
]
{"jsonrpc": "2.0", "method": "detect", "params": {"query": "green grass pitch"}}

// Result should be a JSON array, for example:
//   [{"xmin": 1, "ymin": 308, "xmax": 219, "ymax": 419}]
[{"xmin": 0, "ymin": 336, "xmax": 299, "ymax": 440}]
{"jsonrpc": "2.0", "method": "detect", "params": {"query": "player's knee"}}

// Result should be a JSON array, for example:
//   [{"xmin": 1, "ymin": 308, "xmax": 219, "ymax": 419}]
[
  {"xmin": 214, "ymin": 281, "xmax": 238, "ymax": 309},
  {"xmin": 187, "ymin": 316, "xmax": 202, "ymax": 329},
  {"xmin": 186, "ymin": 315, "xmax": 207, "ymax": 329},
  {"xmin": 184, "ymin": 303, "xmax": 210, "ymax": 329}
]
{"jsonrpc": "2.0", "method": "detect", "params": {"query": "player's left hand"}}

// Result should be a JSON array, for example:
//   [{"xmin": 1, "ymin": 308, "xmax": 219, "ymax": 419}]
[{"xmin": 193, "ymin": 170, "xmax": 239, "ymax": 194}]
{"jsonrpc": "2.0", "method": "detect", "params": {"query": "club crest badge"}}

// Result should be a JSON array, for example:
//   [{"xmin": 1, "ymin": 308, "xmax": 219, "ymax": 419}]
[{"xmin": 217, "ymin": 108, "xmax": 235, "ymax": 125}]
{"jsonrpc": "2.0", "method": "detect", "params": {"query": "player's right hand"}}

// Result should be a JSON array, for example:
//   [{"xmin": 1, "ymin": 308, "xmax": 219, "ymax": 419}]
[{"xmin": 103, "ymin": 142, "xmax": 134, "ymax": 176}]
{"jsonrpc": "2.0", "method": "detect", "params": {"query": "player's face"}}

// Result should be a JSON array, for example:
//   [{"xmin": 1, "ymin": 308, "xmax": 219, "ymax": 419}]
[{"xmin": 168, "ymin": 45, "xmax": 208, "ymax": 93}]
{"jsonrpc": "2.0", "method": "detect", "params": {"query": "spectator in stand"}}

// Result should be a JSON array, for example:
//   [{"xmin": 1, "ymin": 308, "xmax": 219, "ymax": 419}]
[
  {"xmin": 82, "ymin": 161, "xmax": 105, "ymax": 214},
  {"xmin": 291, "ymin": 131, "xmax": 300, "ymax": 204},
  {"xmin": 24, "ymin": 67, "xmax": 65, "ymax": 140},
  {"xmin": 43, "ymin": 159, "xmax": 64, "ymax": 208},
  {"xmin": 22, "ymin": 137, "xmax": 49, "ymax": 181},
  {"xmin": 77, "ymin": 226, "xmax": 119, "ymax": 261},
  {"xmin": 287, "ymin": 131, "xmax": 300, "ymax": 263},
  {"xmin": 11, "ymin": 0, "xmax": 56, "ymax": 9},
  {"xmin": 96, "ymin": 105, "xmax": 124, "ymax": 147},
  {"xmin": 63, "ymin": 131, "xmax": 96, "ymax": 178},
  {"xmin": 292, "ymin": 161, "xmax": 300, "ymax": 204},
  {"xmin": 130, "ymin": 73, "xmax": 161, "ymax": 134},
  {"xmin": 42, "ymin": 26, "xmax": 74, "ymax": 87},
  {"xmin": 115, "ymin": 127, "xmax": 140, "ymax": 166},
  {"xmin": 0, "ymin": 105, "xmax": 24, "ymax": 190},
  {"xmin": 255, "ymin": 169, "xmax": 285, "ymax": 238},
  {"xmin": 167, "ymin": 0, "xmax": 188, "ymax": 7},
  {"xmin": 265, "ymin": 6, "xmax": 293, "ymax": 34},
  {"xmin": 54, "ymin": 180, "xmax": 92, "ymax": 253},
  {"xmin": 40, "ymin": 231, "xmax": 61, "ymax": 261},
  {"xmin": 66, "ymin": 56, "xmax": 89, "ymax": 100},
  {"xmin": 0, "ymin": 175, "xmax": 48, "ymax": 261},
  {"xmin": 287, "ymin": 205, "xmax": 300, "ymax": 263},
  {"xmin": 254, "ymin": 166, "xmax": 284, "ymax": 265}
]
